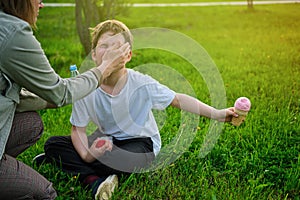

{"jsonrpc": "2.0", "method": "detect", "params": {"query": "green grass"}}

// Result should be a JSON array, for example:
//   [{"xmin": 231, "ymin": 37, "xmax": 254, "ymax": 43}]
[
  {"xmin": 17, "ymin": 3, "xmax": 300, "ymax": 200},
  {"xmin": 44, "ymin": 0, "xmax": 293, "ymax": 3}
]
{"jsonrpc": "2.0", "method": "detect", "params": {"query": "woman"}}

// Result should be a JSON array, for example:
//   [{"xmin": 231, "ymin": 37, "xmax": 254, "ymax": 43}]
[{"xmin": 0, "ymin": 0, "xmax": 130, "ymax": 199}]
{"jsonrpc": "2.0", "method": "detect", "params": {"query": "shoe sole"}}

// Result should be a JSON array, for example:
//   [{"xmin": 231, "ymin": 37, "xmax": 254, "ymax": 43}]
[
  {"xmin": 32, "ymin": 153, "xmax": 46, "ymax": 166},
  {"xmin": 95, "ymin": 175, "xmax": 118, "ymax": 200}
]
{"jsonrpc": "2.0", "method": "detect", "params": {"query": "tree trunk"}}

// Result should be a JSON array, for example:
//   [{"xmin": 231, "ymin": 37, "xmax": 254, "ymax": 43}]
[
  {"xmin": 75, "ymin": 0, "xmax": 99, "ymax": 55},
  {"xmin": 247, "ymin": 0, "xmax": 254, "ymax": 10},
  {"xmin": 75, "ymin": 0, "xmax": 128, "ymax": 56}
]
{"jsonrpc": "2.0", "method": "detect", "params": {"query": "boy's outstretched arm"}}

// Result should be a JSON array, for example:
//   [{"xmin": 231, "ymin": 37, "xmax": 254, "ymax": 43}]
[{"xmin": 170, "ymin": 93, "xmax": 237, "ymax": 122}]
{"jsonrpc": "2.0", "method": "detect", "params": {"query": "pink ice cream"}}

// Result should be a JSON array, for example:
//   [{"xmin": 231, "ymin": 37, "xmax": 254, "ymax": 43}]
[
  {"xmin": 234, "ymin": 97, "xmax": 251, "ymax": 112},
  {"xmin": 231, "ymin": 97, "xmax": 251, "ymax": 126}
]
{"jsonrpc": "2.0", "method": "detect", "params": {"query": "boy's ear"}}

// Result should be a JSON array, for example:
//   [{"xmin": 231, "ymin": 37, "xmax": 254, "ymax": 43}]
[
  {"xmin": 126, "ymin": 50, "xmax": 132, "ymax": 63},
  {"xmin": 91, "ymin": 49, "xmax": 97, "ymax": 62}
]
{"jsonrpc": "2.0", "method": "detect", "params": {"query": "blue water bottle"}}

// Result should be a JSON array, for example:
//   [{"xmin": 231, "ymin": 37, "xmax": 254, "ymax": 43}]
[{"xmin": 70, "ymin": 64, "xmax": 80, "ymax": 77}]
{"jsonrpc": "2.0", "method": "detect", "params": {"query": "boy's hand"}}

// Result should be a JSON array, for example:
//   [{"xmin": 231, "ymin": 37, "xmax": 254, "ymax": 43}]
[
  {"xmin": 215, "ymin": 107, "xmax": 238, "ymax": 122},
  {"xmin": 90, "ymin": 138, "xmax": 113, "ymax": 158},
  {"xmin": 96, "ymin": 139, "xmax": 106, "ymax": 148}
]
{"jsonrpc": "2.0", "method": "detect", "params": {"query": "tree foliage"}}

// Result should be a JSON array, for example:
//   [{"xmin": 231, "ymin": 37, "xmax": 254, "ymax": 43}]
[{"xmin": 75, "ymin": 0, "xmax": 129, "ymax": 55}]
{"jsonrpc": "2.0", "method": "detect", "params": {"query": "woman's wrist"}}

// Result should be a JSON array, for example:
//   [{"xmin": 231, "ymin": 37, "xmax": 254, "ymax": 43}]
[{"xmin": 90, "ymin": 67, "xmax": 103, "ymax": 87}]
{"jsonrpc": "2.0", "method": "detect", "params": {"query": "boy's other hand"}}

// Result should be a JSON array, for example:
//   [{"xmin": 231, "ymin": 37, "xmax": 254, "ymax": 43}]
[{"xmin": 90, "ymin": 138, "xmax": 113, "ymax": 158}]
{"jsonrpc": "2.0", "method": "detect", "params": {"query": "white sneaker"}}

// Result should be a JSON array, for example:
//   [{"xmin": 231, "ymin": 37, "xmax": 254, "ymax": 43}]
[
  {"xmin": 95, "ymin": 175, "xmax": 118, "ymax": 200},
  {"xmin": 32, "ymin": 153, "xmax": 46, "ymax": 166}
]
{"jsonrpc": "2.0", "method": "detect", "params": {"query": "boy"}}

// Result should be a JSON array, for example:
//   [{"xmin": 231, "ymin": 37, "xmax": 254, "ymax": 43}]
[{"xmin": 41, "ymin": 20, "xmax": 236, "ymax": 200}]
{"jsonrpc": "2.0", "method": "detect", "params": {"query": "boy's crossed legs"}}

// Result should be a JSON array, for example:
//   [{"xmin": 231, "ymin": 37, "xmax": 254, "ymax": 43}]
[{"xmin": 43, "ymin": 129, "xmax": 155, "ymax": 198}]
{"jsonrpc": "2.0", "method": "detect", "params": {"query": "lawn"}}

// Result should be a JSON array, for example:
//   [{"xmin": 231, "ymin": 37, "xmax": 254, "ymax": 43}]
[
  {"xmin": 44, "ymin": 0, "xmax": 297, "ymax": 3},
  {"xmin": 18, "ymin": 3, "xmax": 299, "ymax": 200}
]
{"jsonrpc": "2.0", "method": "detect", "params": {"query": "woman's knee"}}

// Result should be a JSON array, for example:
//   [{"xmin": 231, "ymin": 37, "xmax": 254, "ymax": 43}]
[
  {"xmin": 17, "ymin": 111, "xmax": 44, "ymax": 140},
  {"xmin": 7, "ymin": 112, "xmax": 43, "ymax": 156},
  {"xmin": 31, "ymin": 112, "xmax": 44, "ymax": 140}
]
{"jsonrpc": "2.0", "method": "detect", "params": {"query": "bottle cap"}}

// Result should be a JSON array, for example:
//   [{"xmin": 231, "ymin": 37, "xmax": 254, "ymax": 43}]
[{"xmin": 70, "ymin": 64, "xmax": 77, "ymax": 71}]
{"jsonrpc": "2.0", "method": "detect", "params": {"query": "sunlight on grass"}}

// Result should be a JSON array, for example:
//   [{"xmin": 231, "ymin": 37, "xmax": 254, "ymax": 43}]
[{"xmin": 17, "ymin": 3, "xmax": 300, "ymax": 199}]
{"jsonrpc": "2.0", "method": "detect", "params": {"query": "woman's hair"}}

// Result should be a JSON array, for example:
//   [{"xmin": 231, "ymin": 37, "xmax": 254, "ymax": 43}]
[
  {"xmin": 90, "ymin": 19, "xmax": 133, "ymax": 51},
  {"xmin": 0, "ymin": 0, "xmax": 36, "ymax": 27}
]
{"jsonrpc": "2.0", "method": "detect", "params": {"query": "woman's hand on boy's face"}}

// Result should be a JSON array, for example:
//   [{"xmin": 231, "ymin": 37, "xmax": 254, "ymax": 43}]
[
  {"xmin": 97, "ymin": 42, "xmax": 131, "ymax": 79},
  {"xmin": 103, "ymin": 41, "xmax": 130, "ymax": 61},
  {"xmin": 94, "ymin": 32, "xmax": 129, "ymax": 64}
]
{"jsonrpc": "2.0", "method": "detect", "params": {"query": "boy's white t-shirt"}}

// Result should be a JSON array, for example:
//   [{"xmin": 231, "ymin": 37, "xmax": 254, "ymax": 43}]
[{"xmin": 70, "ymin": 69, "xmax": 176, "ymax": 156}]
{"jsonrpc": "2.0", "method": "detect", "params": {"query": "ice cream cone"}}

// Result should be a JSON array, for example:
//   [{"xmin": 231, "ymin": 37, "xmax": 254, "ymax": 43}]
[
  {"xmin": 231, "ymin": 108, "xmax": 248, "ymax": 126},
  {"xmin": 231, "ymin": 97, "xmax": 251, "ymax": 126}
]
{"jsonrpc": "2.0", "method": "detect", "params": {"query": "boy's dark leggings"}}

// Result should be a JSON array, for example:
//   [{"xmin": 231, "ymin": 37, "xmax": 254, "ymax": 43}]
[{"xmin": 44, "ymin": 129, "xmax": 155, "ymax": 181}]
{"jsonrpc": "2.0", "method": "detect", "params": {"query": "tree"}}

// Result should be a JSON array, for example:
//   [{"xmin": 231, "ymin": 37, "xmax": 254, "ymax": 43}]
[
  {"xmin": 247, "ymin": 0, "xmax": 254, "ymax": 10},
  {"xmin": 75, "ymin": 0, "xmax": 129, "ymax": 55}
]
